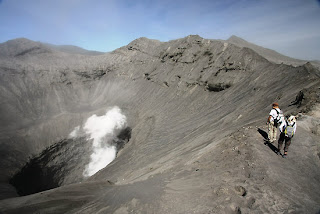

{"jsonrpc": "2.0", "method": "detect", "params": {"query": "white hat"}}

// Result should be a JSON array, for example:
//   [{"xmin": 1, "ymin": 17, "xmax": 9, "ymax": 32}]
[{"xmin": 288, "ymin": 116, "xmax": 296, "ymax": 125}]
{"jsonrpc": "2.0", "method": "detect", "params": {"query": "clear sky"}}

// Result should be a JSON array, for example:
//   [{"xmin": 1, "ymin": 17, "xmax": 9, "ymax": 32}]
[{"xmin": 0, "ymin": 0, "xmax": 319, "ymax": 60}]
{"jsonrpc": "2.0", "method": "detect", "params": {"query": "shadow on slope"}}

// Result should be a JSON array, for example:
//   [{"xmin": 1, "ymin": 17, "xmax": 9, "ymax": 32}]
[{"xmin": 257, "ymin": 128, "xmax": 279, "ymax": 153}]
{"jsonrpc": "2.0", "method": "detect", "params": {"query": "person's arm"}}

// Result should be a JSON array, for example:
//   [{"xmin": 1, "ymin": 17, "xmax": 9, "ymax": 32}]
[{"xmin": 267, "ymin": 109, "xmax": 276, "ymax": 124}]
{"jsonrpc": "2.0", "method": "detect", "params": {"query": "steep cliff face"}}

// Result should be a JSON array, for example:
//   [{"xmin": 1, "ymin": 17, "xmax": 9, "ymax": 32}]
[{"xmin": 0, "ymin": 35, "xmax": 319, "ymax": 213}]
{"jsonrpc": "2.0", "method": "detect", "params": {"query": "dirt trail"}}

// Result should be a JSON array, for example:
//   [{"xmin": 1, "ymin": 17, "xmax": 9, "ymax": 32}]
[
  {"xmin": 243, "ymin": 117, "xmax": 320, "ymax": 213},
  {"xmin": 142, "ymin": 112, "xmax": 320, "ymax": 214}
]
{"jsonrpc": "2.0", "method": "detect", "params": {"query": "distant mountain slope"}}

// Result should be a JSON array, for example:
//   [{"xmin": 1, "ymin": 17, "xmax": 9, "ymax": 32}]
[
  {"xmin": 0, "ymin": 38, "xmax": 105, "ymax": 58},
  {"xmin": 0, "ymin": 38, "xmax": 109, "ymax": 72},
  {"xmin": 0, "ymin": 38, "xmax": 52, "ymax": 57},
  {"xmin": 42, "ymin": 43, "xmax": 105, "ymax": 56},
  {"xmin": 226, "ymin": 35, "xmax": 320, "ymax": 69}
]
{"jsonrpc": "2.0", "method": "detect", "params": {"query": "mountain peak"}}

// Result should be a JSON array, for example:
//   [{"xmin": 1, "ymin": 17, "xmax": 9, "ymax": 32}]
[
  {"xmin": 183, "ymin": 34, "xmax": 204, "ymax": 42},
  {"xmin": 228, "ymin": 35, "xmax": 245, "ymax": 40},
  {"xmin": 0, "ymin": 38, "xmax": 51, "ymax": 57},
  {"xmin": 227, "ymin": 35, "xmax": 250, "ymax": 46},
  {"xmin": 129, "ymin": 37, "xmax": 161, "ymax": 45}
]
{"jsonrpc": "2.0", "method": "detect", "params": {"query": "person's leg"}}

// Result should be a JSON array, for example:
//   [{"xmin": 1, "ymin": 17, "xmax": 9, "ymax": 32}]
[
  {"xmin": 272, "ymin": 125, "xmax": 277, "ymax": 142},
  {"xmin": 268, "ymin": 123, "xmax": 276, "ymax": 142},
  {"xmin": 277, "ymin": 133, "xmax": 285, "ymax": 155},
  {"xmin": 268, "ymin": 123, "xmax": 273, "ymax": 142},
  {"xmin": 283, "ymin": 138, "xmax": 292, "ymax": 157}
]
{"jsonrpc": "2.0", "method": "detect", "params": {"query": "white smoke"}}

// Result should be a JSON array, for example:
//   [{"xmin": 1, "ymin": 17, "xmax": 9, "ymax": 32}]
[
  {"xmin": 69, "ymin": 106, "xmax": 127, "ymax": 177},
  {"xmin": 68, "ymin": 126, "xmax": 80, "ymax": 138}
]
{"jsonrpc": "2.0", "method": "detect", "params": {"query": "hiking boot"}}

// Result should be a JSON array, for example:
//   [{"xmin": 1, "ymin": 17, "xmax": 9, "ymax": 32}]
[{"xmin": 282, "ymin": 154, "xmax": 287, "ymax": 158}]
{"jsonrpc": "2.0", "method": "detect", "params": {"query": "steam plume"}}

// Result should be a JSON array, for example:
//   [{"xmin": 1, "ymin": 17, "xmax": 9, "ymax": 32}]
[{"xmin": 69, "ymin": 106, "xmax": 127, "ymax": 177}]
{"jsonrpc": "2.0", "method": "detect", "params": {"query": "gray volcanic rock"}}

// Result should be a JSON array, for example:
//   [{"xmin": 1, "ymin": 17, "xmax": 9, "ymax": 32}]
[{"xmin": 0, "ymin": 35, "xmax": 320, "ymax": 213}]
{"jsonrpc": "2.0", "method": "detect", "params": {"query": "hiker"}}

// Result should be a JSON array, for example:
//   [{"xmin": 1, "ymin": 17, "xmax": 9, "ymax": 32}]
[
  {"xmin": 267, "ymin": 103, "xmax": 283, "ymax": 143},
  {"xmin": 277, "ymin": 116, "xmax": 297, "ymax": 158}
]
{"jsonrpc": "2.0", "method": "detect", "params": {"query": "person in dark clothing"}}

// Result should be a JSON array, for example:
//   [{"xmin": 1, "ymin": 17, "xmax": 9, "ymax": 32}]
[{"xmin": 277, "ymin": 116, "xmax": 297, "ymax": 158}]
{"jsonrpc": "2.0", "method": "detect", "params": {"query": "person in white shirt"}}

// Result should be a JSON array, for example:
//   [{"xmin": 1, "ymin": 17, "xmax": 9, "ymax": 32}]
[{"xmin": 267, "ymin": 103, "xmax": 283, "ymax": 143}]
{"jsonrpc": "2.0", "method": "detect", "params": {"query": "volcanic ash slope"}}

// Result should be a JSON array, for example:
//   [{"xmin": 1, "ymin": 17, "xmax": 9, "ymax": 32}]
[{"xmin": 0, "ymin": 35, "xmax": 320, "ymax": 213}]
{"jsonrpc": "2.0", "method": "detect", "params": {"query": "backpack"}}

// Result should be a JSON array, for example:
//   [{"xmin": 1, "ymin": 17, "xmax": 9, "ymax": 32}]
[
  {"xmin": 284, "ymin": 123, "xmax": 295, "ymax": 138},
  {"xmin": 273, "ymin": 109, "xmax": 283, "ymax": 127}
]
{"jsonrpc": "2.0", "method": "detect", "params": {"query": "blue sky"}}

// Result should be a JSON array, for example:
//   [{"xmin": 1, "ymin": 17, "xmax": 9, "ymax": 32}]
[{"xmin": 0, "ymin": 0, "xmax": 319, "ymax": 60}]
